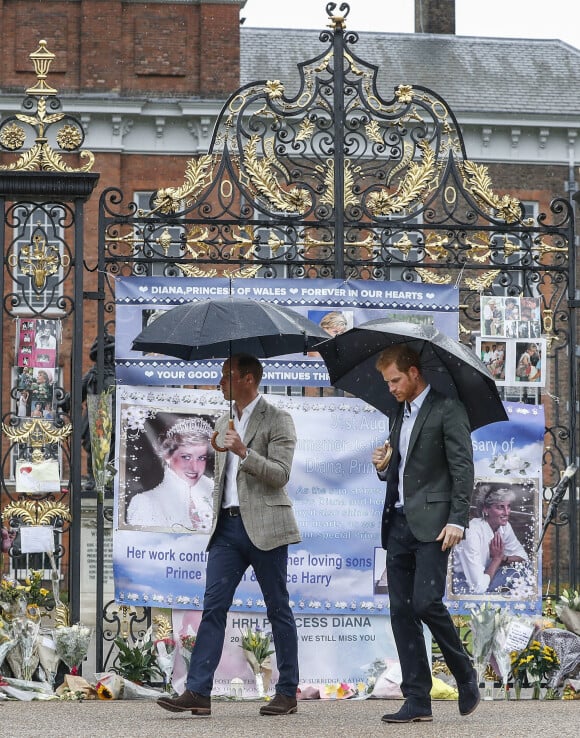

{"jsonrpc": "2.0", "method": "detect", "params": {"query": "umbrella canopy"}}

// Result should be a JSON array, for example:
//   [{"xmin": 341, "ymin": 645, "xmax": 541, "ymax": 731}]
[
  {"xmin": 131, "ymin": 297, "xmax": 330, "ymax": 359},
  {"xmin": 315, "ymin": 318, "xmax": 508, "ymax": 431}
]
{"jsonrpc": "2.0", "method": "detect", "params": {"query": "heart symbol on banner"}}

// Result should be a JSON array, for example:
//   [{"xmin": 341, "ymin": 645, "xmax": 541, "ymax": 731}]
[
  {"xmin": 289, "ymin": 288, "xmax": 299, "ymax": 294},
  {"xmin": 426, "ymin": 292, "xmax": 435, "ymax": 299},
  {"xmin": 144, "ymin": 371, "xmax": 154, "ymax": 377},
  {"xmin": 139, "ymin": 286, "xmax": 148, "ymax": 292}
]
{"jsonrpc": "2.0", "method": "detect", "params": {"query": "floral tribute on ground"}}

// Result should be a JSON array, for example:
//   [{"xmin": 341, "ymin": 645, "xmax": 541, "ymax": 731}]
[{"xmin": 467, "ymin": 595, "xmax": 580, "ymax": 700}]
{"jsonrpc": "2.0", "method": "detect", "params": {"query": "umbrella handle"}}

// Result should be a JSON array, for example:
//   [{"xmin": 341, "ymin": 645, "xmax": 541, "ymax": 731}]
[
  {"xmin": 211, "ymin": 419, "xmax": 234, "ymax": 453},
  {"xmin": 375, "ymin": 441, "xmax": 393, "ymax": 473}
]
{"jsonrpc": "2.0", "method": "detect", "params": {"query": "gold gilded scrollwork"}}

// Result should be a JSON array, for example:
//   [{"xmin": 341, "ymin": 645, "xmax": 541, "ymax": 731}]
[
  {"xmin": 424, "ymin": 233, "xmax": 449, "ymax": 261},
  {"xmin": 415, "ymin": 268, "xmax": 452, "ymax": 284},
  {"xmin": 460, "ymin": 161, "xmax": 521, "ymax": 223},
  {"xmin": 465, "ymin": 232, "xmax": 492, "ymax": 263},
  {"xmin": 367, "ymin": 139, "xmax": 437, "ymax": 216},
  {"xmin": 8, "ymin": 233, "xmax": 67, "ymax": 291},
  {"xmin": 319, "ymin": 158, "xmax": 361, "ymax": 209},
  {"xmin": 464, "ymin": 270, "xmax": 499, "ymax": 291},
  {"xmin": 150, "ymin": 155, "xmax": 214, "ymax": 215},
  {"xmin": 542, "ymin": 308, "xmax": 558, "ymax": 348},
  {"xmin": 153, "ymin": 614, "xmax": 173, "ymax": 640},
  {"xmin": 2, "ymin": 500, "xmax": 71, "ymax": 526},
  {"xmin": 2, "ymin": 418, "xmax": 72, "ymax": 464},
  {"xmin": 0, "ymin": 41, "xmax": 94, "ymax": 173},
  {"xmin": 243, "ymin": 135, "xmax": 312, "ymax": 213}
]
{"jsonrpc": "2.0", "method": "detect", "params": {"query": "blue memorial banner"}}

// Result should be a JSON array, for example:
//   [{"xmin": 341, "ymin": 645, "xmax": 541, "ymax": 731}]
[
  {"xmin": 113, "ymin": 386, "xmax": 542, "ymax": 617},
  {"xmin": 115, "ymin": 277, "xmax": 459, "ymax": 386}
]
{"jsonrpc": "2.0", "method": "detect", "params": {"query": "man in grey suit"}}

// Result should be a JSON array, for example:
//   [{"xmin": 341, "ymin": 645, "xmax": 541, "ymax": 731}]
[
  {"xmin": 371, "ymin": 344, "xmax": 480, "ymax": 724},
  {"xmin": 157, "ymin": 353, "xmax": 300, "ymax": 717}
]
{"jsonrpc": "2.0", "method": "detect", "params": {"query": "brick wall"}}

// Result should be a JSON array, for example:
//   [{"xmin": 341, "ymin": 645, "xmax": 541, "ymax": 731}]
[{"xmin": 0, "ymin": 0, "xmax": 241, "ymax": 96}]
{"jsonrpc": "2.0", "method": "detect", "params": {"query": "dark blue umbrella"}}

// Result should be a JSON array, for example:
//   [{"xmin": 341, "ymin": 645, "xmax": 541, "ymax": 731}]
[
  {"xmin": 131, "ymin": 297, "xmax": 329, "ymax": 359},
  {"xmin": 132, "ymin": 297, "xmax": 329, "ymax": 450},
  {"xmin": 316, "ymin": 318, "xmax": 508, "ymax": 431}
]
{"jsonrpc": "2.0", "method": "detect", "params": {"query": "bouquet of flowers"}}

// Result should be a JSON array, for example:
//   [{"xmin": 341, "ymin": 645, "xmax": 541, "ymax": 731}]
[
  {"xmin": 54, "ymin": 623, "xmax": 93, "ymax": 675},
  {"xmin": 0, "ymin": 616, "xmax": 17, "ymax": 677},
  {"xmin": 490, "ymin": 608, "xmax": 513, "ymax": 698},
  {"xmin": 0, "ymin": 571, "xmax": 52, "ymax": 617},
  {"xmin": 556, "ymin": 589, "xmax": 580, "ymax": 636},
  {"xmin": 87, "ymin": 388, "xmax": 114, "ymax": 504},
  {"xmin": 37, "ymin": 631, "xmax": 61, "ymax": 689},
  {"xmin": 470, "ymin": 603, "xmax": 498, "ymax": 683},
  {"xmin": 179, "ymin": 631, "xmax": 197, "ymax": 670},
  {"xmin": 239, "ymin": 626, "xmax": 274, "ymax": 698},
  {"xmin": 154, "ymin": 637, "xmax": 177, "ymax": 691},
  {"xmin": 510, "ymin": 639, "xmax": 560, "ymax": 698}
]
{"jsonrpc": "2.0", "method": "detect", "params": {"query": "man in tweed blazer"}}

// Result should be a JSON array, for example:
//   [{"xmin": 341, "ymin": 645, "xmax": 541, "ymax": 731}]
[{"xmin": 158, "ymin": 353, "xmax": 301, "ymax": 718}]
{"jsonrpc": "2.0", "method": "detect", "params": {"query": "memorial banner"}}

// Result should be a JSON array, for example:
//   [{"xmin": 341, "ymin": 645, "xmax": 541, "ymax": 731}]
[
  {"xmin": 113, "ymin": 389, "xmax": 543, "ymax": 617},
  {"xmin": 115, "ymin": 277, "xmax": 459, "ymax": 386}
]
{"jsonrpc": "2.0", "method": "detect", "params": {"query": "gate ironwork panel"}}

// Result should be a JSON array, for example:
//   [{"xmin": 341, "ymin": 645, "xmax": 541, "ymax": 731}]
[{"xmin": 0, "ymin": 37, "xmax": 99, "ymax": 631}]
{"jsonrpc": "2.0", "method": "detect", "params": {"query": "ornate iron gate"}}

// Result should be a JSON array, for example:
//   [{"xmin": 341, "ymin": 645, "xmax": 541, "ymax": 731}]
[
  {"xmin": 96, "ymin": 5, "xmax": 577, "ymax": 668},
  {"xmin": 1, "ymin": 6, "xmax": 576, "ymax": 672}
]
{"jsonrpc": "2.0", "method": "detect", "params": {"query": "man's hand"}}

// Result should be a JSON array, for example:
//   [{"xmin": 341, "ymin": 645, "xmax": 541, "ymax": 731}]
[
  {"xmin": 436, "ymin": 524, "xmax": 463, "ymax": 551},
  {"xmin": 223, "ymin": 428, "xmax": 247, "ymax": 458},
  {"xmin": 372, "ymin": 446, "xmax": 388, "ymax": 469}
]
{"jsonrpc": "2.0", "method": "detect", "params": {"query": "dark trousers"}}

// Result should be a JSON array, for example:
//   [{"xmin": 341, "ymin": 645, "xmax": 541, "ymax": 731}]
[
  {"xmin": 386, "ymin": 511, "xmax": 473, "ymax": 706},
  {"xmin": 185, "ymin": 511, "xmax": 299, "ymax": 698}
]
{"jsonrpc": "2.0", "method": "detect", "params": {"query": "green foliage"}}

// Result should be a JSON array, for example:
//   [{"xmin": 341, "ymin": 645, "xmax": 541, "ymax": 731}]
[{"xmin": 113, "ymin": 636, "xmax": 162, "ymax": 684}]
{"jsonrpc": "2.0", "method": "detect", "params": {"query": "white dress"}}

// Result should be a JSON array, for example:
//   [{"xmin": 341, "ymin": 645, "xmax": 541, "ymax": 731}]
[
  {"xmin": 453, "ymin": 517, "xmax": 528, "ymax": 593},
  {"xmin": 126, "ymin": 466, "xmax": 214, "ymax": 533}
]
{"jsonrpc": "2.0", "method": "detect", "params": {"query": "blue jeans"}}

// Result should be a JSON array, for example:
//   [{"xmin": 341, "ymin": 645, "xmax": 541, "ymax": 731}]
[{"xmin": 185, "ymin": 511, "xmax": 299, "ymax": 697}]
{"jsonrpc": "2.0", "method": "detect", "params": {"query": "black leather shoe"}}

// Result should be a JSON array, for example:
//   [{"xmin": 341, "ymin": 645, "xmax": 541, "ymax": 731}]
[
  {"xmin": 157, "ymin": 689, "xmax": 211, "ymax": 715},
  {"xmin": 457, "ymin": 670, "xmax": 481, "ymax": 716},
  {"xmin": 259, "ymin": 692, "xmax": 298, "ymax": 715},
  {"xmin": 381, "ymin": 702, "xmax": 433, "ymax": 723}
]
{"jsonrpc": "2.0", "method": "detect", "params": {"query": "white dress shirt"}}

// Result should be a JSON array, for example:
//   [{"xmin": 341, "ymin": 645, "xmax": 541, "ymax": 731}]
[
  {"xmin": 222, "ymin": 394, "xmax": 261, "ymax": 508},
  {"xmin": 396, "ymin": 384, "xmax": 431, "ymax": 507}
]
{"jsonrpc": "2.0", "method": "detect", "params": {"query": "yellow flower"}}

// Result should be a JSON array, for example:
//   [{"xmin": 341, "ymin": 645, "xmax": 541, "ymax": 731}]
[{"xmin": 96, "ymin": 683, "xmax": 114, "ymax": 700}]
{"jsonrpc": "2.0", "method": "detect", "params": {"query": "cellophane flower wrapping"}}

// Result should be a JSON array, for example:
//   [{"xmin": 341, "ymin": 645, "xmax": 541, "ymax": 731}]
[
  {"xmin": 537, "ymin": 627, "xmax": 580, "ymax": 689},
  {"xmin": 239, "ymin": 627, "xmax": 273, "ymax": 696},
  {"xmin": 154, "ymin": 637, "xmax": 176, "ymax": 690},
  {"xmin": 470, "ymin": 603, "xmax": 498, "ymax": 682},
  {"xmin": 8, "ymin": 612, "xmax": 41, "ymax": 682},
  {"xmin": 0, "ymin": 617, "xmax": 17, "ymax": 677},
  {"xmin": 179, "ymin": 630, "xmax": 197, "ymax": 670},
  {"xmin": 87, "ymin": 389, "xmax": 113, "ymax": 502},
  {"xmin": 54, "ymin": 624, "xmax": 93, "ymax": 673},
  {"xmin": 95, "ymin": 672, "xmax": 125, "ymax": 700},
  {"xmin": 37, "ymin": 631, "xmax": 61, "ymax": 689},
  {"xmin": 490, "ymin": 608, "xmax": 513, "ymax": 692}
]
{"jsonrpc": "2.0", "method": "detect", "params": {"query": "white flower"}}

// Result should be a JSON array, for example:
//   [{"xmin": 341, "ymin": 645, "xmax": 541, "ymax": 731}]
[{"xmin": 123, "ymin": 406, "xmax": 150, "ymax": 431}]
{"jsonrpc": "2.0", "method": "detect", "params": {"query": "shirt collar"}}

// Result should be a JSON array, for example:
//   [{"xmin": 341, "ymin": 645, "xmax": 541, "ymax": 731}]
[
  {"xmin": 408, "ymin": 384, "xmax": 431, "ymax": 413},
  {"xmin": 234, "ymin": 393, "xmax": 261, "ymax": 420}
]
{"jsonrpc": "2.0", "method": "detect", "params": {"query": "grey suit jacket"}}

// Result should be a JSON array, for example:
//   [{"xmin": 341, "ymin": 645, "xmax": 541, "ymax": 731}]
[
  {"xmin": 210, "ymin": 397, "xmax": 301, "ymax": 551},
  {"xmin": 381, "ymin": 389, "xmax": 474, "ymax": 544}
]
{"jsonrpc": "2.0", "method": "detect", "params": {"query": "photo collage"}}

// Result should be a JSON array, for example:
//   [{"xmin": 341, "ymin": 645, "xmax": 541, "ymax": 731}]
[
  {"xmin": 15, "ymin": 319, "xmax": 60, "ymax": 419},
  {"xmin": 479, "ymin": 296, "xmax": 545, "ymax": 387}
]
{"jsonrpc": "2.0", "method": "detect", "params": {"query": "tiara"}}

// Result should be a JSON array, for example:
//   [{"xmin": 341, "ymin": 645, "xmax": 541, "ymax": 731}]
[{"xmin": 166, "ymin": 417, "xmax": 213, "ymax": 439}]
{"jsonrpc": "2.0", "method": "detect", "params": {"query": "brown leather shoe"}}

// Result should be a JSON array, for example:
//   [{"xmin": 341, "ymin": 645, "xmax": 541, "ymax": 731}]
[
  {"xmin": 259, "ymin": 692, "xmax": 298, "ymax": 715},
  {"xmin": 156, "ymin": 689, "xmax": 211, "ymax": 715}
]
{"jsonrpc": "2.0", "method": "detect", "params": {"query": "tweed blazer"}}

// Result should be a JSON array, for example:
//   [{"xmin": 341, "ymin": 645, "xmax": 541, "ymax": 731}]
[
  {"xmin": 381, "ymin": 389, "xmax": 474, "ymax": 545},
  {"xmin": 210, "ymin": 397, "xmax": 301, "ymax": 551}
]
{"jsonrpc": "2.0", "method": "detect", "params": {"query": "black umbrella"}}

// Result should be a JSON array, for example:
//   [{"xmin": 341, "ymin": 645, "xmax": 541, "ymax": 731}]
[
  {"xmin": 132, "ymin": 297, "xmax": 329, "ymax": 359},
  {"xmin": 315, "ymin": 318, "xmax": 508, "ymax": 431},
  {"xmin": 132, "ymin": 297, "xmax": 330, "ymax": 450}
]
